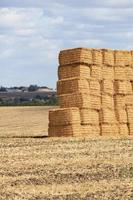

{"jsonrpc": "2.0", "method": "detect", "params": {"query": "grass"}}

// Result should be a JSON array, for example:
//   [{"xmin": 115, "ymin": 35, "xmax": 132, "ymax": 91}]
[{"xmin": 0, "ymin": 107, "xmax": 133, "ymax": 199}]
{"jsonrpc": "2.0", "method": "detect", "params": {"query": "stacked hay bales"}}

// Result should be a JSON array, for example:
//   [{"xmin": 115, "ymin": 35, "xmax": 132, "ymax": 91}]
[{"xmin": 48, "ymin": 47, "xmax": 133, "ymax": 137}]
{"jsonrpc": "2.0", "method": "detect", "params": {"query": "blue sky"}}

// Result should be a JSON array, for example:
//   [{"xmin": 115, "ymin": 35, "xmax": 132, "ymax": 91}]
[{"xmin": 0, "ymin": 0, "xmax": 133, "ymax": 88}]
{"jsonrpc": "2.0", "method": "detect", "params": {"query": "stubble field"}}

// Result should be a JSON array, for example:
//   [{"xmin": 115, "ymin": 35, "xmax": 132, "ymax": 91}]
[{"xmin": 0, "ymin": 106, "xmax": 133, "ymax": 199}]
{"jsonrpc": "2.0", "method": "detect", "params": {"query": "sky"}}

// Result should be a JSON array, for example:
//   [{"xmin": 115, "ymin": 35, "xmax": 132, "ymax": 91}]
[{"xmin": 0, "ymin": 0, "xmax": 133, "ymax": 88}]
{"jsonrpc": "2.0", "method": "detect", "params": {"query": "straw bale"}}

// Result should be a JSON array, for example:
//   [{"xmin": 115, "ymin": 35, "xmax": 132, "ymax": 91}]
[
  {"xmin": 92, "ymin": 49, "xmax": 103, "ymax": 65},
  {"xmin": 101, "ymin": 94, "xmax": 114, "ymax": 109},
  {"xmin": 126, "ymin": 94, "xmax": 133, "ymax": 105},
  {"xmin": 59, "ymin": 48, "xmax": 93, "ymax": 66},
  {"xmin": 90, "ymin": 94, "xmax": 101, "ymax": 110},
  {"xmin": 81, "ymin": 125, "xmax": 100, "ymax": 135},
  {"xmin": 115, "ymin": 50, "xmax": 132, "ymax": 66},
  {"xmin": 100, "ymin": 109, "xmax": 116, "ymax": 124},
  {"xmin": 102, "ymin": 65, "xmax": 114, "ymax": 80},
  {"xmin": 102, "ymin": 49, "xmax": 114, "ymax": 66},
  {"xmin": 80, "ymin": 108, "xmax": 99, "ymax": 125},
  {"xmin": 126, "ymin": 66, "xmax": 133, "ymax": 81},
  {"xmin": 90, "ymin": 65, "xmax": 102, "ymax": 80},
  {"xmin": 101, "ymin": 80, "xmax": 114, "ymax": 95},
  {"xmin": 114, "ymin": 94, "xmax": 126, "ymax": 109},
  {"xmin": 48, "ymin": 124, "xmax": 81, "ymax": 137},
  {"xmin": 101, "ymin": 124, "xmax": 119, "ymax": 136},
  {"xmin": 92, "ymin": 125, "xmax": 101, "ymax": 135},
  {"xmin": 114, "ymin": 66, "xmax": 126, "ymax": 80},
  {"xmin": 82, "ymin": 125, "xmax": 92, "ymax": 135},
  {"xmin": 128, "ymin": 123, "xmax": 133, "ymax": 135},
  {"xmin": 89, "ymin": 79, "xmax": 101, "ymax": 96},
  {"xmin": 57, "ymin": 78, "xmax": 89, "ymax": 95},
  {"xmin": 119, "ymin": 124, "xmax": 129, "ymax": 135},
  {"xmin": 49, "ymin": 108, "xmax": 80, "ymax": 126},
  {"xmin": 114, "ymin": 81, "xmax": 132, "ymax": 95},
  {"xmin": 58, "ymin": 64, "xmax": 90, "ymax": 80},
  {"xmin": 115, "ymin": 109, "xmax": 127, "ymax": 123},
  {"xmin": 59, "ymin": 92, "xmax": 91, "ymax": 108},
  {"xmin": 126, "ymin": 106, "xmax": 133, "ymax": 124}
]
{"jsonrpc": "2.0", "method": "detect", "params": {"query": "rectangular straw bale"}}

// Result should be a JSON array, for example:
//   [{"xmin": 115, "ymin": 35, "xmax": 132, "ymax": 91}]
[
  {"xmin": 80, "ymin": 108, "xmax": 99, "ymax": 125},
  {"xmin": 101, "ymin": 94, "xmax": 114, "ymax": 109},
  {"xmin": 58, "ymin": 64, "xmax": 90, "ymax": 80},
  {"xmin": 89, "ymin": 79, "xmax": 101, "ymax": 96},
  {"xmin": 114, "ymin": 81, "xmax": 132, "ymax": 95},
  {"xmin": 90, "ymin": 94, "xmax": 101, "ymax": 110},
  {"xmin": 115, "ymin": 109, "xmax": 127, "ymax": 123},
  {"xmin": 48, "ymin": 124, "xmax": 81, "ymax": 137},
  {"xmin": 49, "ymin": 108, "xmax": 80, "ymax": 126},
  {"xmin": 92, "ymin": 49, "xmax": 103, "ymax": 65},
  {"xmin": 57, "ymin": 78, "xmax": 89, "ymax": 95},
  {"xmin": 119, "ymin": 124, "xmax": 129, "ymax": 135},
  {"xmin": 114, "ymin": 66, "xmax": 126, "ymax": 80},
  {"xmin": 82, "ymin": 125, "xmax": 92, "ymax": 135},
  {"xmin": 128, "ymin": 123, "xmax": 133, "ymax": 135},
  {"xmin": 115, "ymin": 50, "xmax": 132, "ymax": 66},
  {"xmin": 102, "ymin": 49, "xmax": 114, "ymax": 66},
  {"xmin": 101, "ymin": 80, "xmax": 114, "ymax": 95},
  {"xmin": 101, "ymin": 124, "xmax": 119, "ymax": 136},
  {"xmin": 92, "ymin": 125, "xmax": 101, "ymax": 135},
  {"xmin": 100, "ymin": 109, "xmax": 116, "ymax": 124},
  {"xmin": 90, "ymin": 65, "xmax": 102, "ymax": 80},
  {"xmin": 102, "ymin": 65, "xmax": 114, "ymax": 80},
  {"xmin": 59, "ymin": 92, "xmax": 91, "ymax": 108},
  {"xmin": 126, "ymin": 106, "xmax": 133, "ymax": 124},
  {"xmin": 126, "ymin": 94, "xmax": 133, "ymax": 105},
  {"xmin": 126, "ymin": 67, "xmax": 133, "ymax": 81},
  {"xmin": 59, "ymin": 48, "xmax": 93, "ymax": 66},
  {"xmin": 114, "ymin": 95, "xmax": 126, "ymax": 109}
]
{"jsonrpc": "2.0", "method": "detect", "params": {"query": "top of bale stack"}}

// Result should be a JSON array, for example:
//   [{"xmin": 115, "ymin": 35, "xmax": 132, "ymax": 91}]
[{"xmin": 59, "ymin": 47, "xmax": 133, "ymax": 67}]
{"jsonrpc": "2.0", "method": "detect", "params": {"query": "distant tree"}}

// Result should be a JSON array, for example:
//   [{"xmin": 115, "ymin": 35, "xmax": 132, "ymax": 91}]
[
  {"xmin": 28, "ymin": 85, "xmax": 38, "ymax": 92},
  {"xmin": 0, "ymin": 86, "xmax": 7, "ymax": 92}
]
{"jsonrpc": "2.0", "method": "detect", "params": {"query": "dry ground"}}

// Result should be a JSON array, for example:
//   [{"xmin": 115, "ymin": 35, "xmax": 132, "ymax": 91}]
[{"xmin": 0, "ymin": 107, "xmax": 133, "ymax": 199}]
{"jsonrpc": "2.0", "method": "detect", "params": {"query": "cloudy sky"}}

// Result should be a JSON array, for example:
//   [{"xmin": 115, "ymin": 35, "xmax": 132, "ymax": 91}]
[{"xmin": 0, "ymin": 0, "xmax": 133, "ymax": 88}]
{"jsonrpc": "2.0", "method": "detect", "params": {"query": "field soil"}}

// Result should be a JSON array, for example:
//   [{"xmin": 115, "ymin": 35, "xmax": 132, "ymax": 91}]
[
  {"xmin": 0, "ymin": 106, "xmax": 57, "ymax": 137},
  {"xmin": 0, "ymin": 138, "xmax": 133, "ymax": 199}
]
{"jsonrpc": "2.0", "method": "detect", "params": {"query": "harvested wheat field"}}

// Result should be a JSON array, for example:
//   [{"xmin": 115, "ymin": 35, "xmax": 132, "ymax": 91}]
[
  {"xmin": 0, "ymin": 106, "xmax": 57, "ymax": 137},
  {"xmin": 0, "ymin": 138, "xmax": 133, "ymax": 199}
]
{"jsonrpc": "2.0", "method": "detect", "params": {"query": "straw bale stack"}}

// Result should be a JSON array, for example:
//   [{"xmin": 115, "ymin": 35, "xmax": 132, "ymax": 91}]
[
  {"xmin": 59, "ymin": 92, "xmax": 91, "ymax": 108},
  {"xmin": 92, "ymin": 49, "xmax": 103, "ymax": 65},
  {"xmin": 59, "ymin": 48, "xmax": 93, "ymax": 66},
  {"xmin": 128, "ymin": 123, "xmax": 133, "ymax": 135},
  {"xmin": 101, "ymin": 94, "xmax": 114, "ymax": 109},
  {"xmin": 48, "ymin": 124, "xmax": 81, "ymax": 137},
  {"xmin": 57, "ymin": 78, "xmax": 89, "ymax": 95},
  {"xmin": 115, "ymin": 50, "xmax": 132, "ymax": 66},
  {"xmin": 100, "ymin": 109, "xmax": 116, "ymax": 124},
  {"xmin": 102, "ymin": 65, "xmax": 114, "ymax": 80},
  {"xmin": 102, "ymin": 49, "xmax": 114, "ymax": 66},
  {"xmin": 89, "ymin": 79, "xmax": 101, "ymax": 96},
  {"xmin": 58, "ymin": 64, "xmax": 90, "ymax": 80},
  {"xmin": 90, "ymin": 65, "xmax": 102, "ymax": 80},
  {"xmin": 81, "ymin": 125, "xmax": 100, "ymax": 135},
  {"xmin": 49, "ymin": 108, "xmax": 80, "ymax": 126},
  {"xmin": 80, "ymin": 109, "xmax": 99, "ymax": 125},
  {"xmin": 101, "ymin": 80, "xmax": 114, "ymax": 95},
  {"xmin": 114, "ymin": 81, "xmax": 132, "ymax": 95}
]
